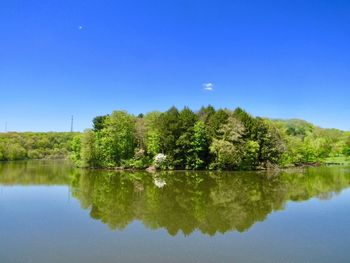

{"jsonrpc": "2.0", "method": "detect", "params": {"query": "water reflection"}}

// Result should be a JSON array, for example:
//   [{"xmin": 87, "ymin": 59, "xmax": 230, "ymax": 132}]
[
  {"xmin": 1, "ymin": 161, "xmax": 349, "ymax": 236},
  {"xmin": 69, "ymin": 167, "xmax": 350, "ymax": 236},
  {"xmin": 0, "ymin": 160, "xmax": 72, "ymax": 185}
]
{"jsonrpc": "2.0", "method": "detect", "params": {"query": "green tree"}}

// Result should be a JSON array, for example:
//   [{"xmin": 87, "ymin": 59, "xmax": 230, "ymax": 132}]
[
  {"xmin": 0, "ymin": 143, "xmax": 4, "ymax": 160},
  {"xmin": 144, "ymin": 111, "xmax": 162, "ymax": 156},
  {"xmin": 6, "ymin": 143, "xmax": 26, "ymax": 160},
  {"xmin": 197, "ymin": 105, "xmax": 216, "ymax": 124},
  {"xmin": 241, "ymin": 140, "xmax": 260, "ymax": 169},
  {"xmin": 254, "ymin": 118, "xmax": 285, "ymax": 168},
  {"xmin": 233, "ymin": 107, "xmax": 257, "ymax": 139},
  {"xmin": 207, "ymin": 109, "xmax": 229, "ymax": 139},
  {"xmin": 135, "ymin": 115, "xmax": 146, "ymax": 150},
  {"xmin": 99, "ymin": 111, "xmax": 136, "ymax": 166},
  {"xmin": 210, "ymin": 115, "xmax": 245, "ymax": 169},
  {"xmin": 157, "ymin": 107, "xmax": 181, "ymax": 165},
  {"xmin": 80, "ymin": 129, "xmax": 99, "ymax": 167},
  {"xmin": 175, "ymin": 107, "xmax": 198, "ymax": 168},
  {"xmin": 189, "ymin": 120, "xmax": 209, "ymax": 169},
  {"xmin": 70, "ymin": 135, "xmax": 82, "ymax": 165},
  {"xmin": 343, "ymin": 135, "xmax": 350, "ymax": 156},
  {"xmin": 92, "ymin": 115, "xmax": 109, "ymax": 131}
]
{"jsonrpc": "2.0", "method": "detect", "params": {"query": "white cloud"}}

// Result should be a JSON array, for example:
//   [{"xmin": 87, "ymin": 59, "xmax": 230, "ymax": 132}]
[{"xmin": 203, "ymin": 83, "xmax": 214, "ymax": 91}]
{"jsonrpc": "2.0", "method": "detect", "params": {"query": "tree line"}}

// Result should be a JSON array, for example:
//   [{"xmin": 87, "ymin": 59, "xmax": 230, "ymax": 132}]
[
  {"xmin": 0, "ymin": 132, "xmax": 77, "ymax": 161},
  {"xmin": 71, "ymin": 106, "xmax": 350, "ymax": 170}
]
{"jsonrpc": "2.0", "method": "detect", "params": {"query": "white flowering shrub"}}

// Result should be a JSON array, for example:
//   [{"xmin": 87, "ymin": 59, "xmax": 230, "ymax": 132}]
[{"xmin": 154, "ymin": 153, "xmax": 167, "ymax": 167}]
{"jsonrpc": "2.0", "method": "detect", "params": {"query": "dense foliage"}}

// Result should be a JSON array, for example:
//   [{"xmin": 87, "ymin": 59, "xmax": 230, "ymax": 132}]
[
  {"xmin": 0, "ymin": 132, "xmax": 77, "ymax": 161},
  {"xmin": 274, "ymin": 119, "xmax": 350, "ymax": 166},
  {"xmin": 71, "ymin": 106, "xmax": 350, "ymax": 170}
]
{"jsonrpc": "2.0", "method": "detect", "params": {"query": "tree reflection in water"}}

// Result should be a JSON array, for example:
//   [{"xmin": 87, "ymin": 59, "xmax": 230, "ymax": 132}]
[{"xmin": 70, "ymin": 167, "xmax": 350, "ymax": 236}]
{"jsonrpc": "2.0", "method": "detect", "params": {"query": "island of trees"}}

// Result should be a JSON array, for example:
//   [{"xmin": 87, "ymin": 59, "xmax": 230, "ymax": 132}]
[
  {"xmin": 70, "ymin": 106, "xmax": 350, "ymax": 170},
  {"xmin": 0, "ymin": 106, "xmax": 348, "ymax": 170}
]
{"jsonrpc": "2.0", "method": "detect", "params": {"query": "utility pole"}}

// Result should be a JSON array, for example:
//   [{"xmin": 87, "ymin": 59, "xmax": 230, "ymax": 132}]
[{"xmin": 70, "ymin": 116, "xmax": 74, "ymax": 132}]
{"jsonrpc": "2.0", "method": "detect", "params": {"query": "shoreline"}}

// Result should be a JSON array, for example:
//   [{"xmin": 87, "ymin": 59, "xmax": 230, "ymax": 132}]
[
  {"xmin": 77, "ymin": 162, "xmax": 349, "ymax": 173},
  {"xmin": 1, "ymin": 159, "xmax": 349, "ymax": 173}
]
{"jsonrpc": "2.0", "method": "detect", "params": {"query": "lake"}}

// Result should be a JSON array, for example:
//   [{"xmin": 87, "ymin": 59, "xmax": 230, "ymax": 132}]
[{"xmin": 1, "ymin": 161, "xmax": 350, "ymax": 263}]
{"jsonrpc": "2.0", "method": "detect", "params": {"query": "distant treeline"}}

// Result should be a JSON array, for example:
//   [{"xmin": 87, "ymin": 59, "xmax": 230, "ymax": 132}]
[
  {"xmin": 71, "ymin": 106, "xmax": 350, "ymax": 170},
  {"xmin": 0, "ymin": 132, "xmax": 78, "ymax": 161}
]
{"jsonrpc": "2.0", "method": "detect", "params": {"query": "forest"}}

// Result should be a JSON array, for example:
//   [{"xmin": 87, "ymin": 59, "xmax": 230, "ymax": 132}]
[
  {"xmin": 70, "ymin": 106, "xmax": 350, "ymax": 170},
  {"xmin": 0, "ymin": 132, "xmax": 77, "ymax": 161}
]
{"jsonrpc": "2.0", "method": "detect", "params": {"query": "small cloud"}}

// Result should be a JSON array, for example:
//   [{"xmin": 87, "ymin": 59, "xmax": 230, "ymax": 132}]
[
  {"xmin": 203, "ymin": 83, "xmax": 214, "ymax": 91},
  {"xmin": 78, "ymin": 25, "xmax": 83, "ymax": 30}
]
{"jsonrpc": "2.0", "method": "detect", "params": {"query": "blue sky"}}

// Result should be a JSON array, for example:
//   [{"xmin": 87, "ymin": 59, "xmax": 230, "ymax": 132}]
[{"xmin": 1, "ymin": 0, "xmax": 349, "ymax": 132}]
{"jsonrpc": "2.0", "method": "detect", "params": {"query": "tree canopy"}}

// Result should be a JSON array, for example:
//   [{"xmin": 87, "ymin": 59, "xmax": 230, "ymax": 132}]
[
  {"xmin": 0, "ymin": 132, "xmax": 77, "ymax": 161},
  {"xmin": 71, "ymin": 106, "xmax": 350, "ymax": 170}
]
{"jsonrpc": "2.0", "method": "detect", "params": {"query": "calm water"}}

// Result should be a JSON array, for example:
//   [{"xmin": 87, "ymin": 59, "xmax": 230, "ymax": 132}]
[{"xmin": 1, "ymin": 161, "xmax": 350, "ymax": 263}]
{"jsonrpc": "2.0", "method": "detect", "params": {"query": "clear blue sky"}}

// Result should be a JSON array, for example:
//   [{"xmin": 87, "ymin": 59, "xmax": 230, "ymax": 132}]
[{"xmin": 1, "ymin": 0, "xmax": 349, "ymax": 132}]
